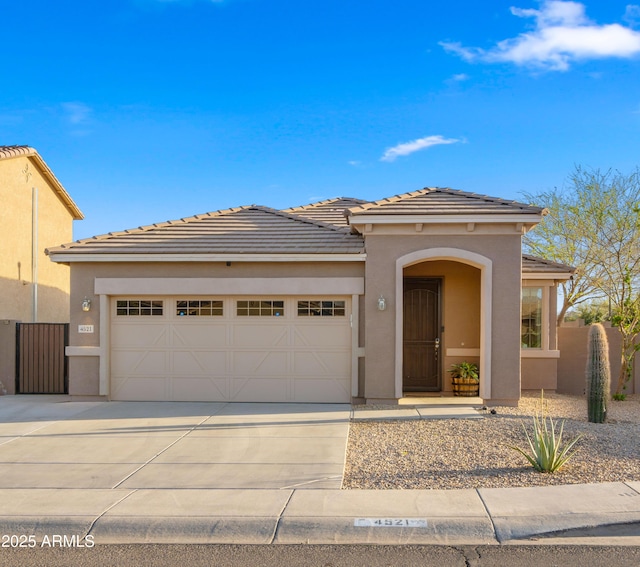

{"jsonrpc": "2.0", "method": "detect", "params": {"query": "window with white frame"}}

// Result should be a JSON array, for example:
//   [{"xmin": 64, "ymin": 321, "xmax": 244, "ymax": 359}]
[
  {"xmin": 521, "ymin": 287, "xmax": 543, "ymax": 348},
  {"xmin": 297, "ymin": 300, "xmax": 346, "ymax": 317},
  {"xmin": 176, "ymin": 300, "xmax": 223, "ymax": 317},
  {"xmin": 116, "ymin": 300, "xmax": 164, "ymax": 316},
  {"xmin": 236, "ymin": 300, "xmax": 284, "ymax": 317}
]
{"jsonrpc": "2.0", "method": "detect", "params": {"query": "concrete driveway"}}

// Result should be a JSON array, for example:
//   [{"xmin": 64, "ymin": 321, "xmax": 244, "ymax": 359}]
[{"xmin": 0, "ymin": 396, "xmax": 350, "ymax": 490}]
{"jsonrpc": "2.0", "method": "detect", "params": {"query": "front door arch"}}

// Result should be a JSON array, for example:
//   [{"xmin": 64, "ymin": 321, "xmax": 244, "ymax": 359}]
[{"xmin": 395, "ymin": 248, "xmax": 492, "ymax": 399}]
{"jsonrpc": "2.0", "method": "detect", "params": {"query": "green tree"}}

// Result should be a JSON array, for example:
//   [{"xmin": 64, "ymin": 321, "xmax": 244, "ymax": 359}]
[
  {"xmin": 565, "ymin": 300, "xmax": 610, "ymax": 326},
  {"xmin": 523, "ymin": 167, "xmax": 640, "ymax": 395}
]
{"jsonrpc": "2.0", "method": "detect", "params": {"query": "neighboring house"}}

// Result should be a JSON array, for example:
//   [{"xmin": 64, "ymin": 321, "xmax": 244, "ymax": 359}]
[
  {"xmin": 0, "ymin": 145, "xmax": 83, "ymax": 323},
  {"xmin": 46, "ymin": 188, "xmax": 572, "ymax": 405}
]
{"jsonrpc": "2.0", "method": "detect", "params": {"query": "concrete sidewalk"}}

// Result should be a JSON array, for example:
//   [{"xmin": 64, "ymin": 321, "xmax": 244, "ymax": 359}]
[
  {"xmin": 0, "ymin": 396, "xmax": 639, "ymax": 546},
  {"xmin": 0, "ymin": 483, "xmax": 639, "ymax": 545}
]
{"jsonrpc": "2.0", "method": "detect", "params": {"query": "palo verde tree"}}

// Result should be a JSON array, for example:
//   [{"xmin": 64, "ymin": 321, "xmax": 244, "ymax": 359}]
[{"xmin": 523, "ymin": 167, "xmax": 640, "ymax": 396}]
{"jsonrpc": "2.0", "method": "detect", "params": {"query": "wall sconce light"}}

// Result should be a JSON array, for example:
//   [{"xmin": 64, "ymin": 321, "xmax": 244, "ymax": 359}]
[
  {"xmin": 81, "ymin": 297, "xmax": 91, "ymax": 312},
  {"xmin": 377, "ymin": 295, "xmax": 386, "ymax": 311}
]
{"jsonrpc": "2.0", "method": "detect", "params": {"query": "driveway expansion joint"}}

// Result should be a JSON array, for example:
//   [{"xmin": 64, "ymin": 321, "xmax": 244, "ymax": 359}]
[
  {"xmin": 474, "ymin": 488, "xmax": 500, "ymax": 544},
  {"xmin": 269, "ymin": 489, "xmax": 295, "ymax": 544},
  {"xmin": 84, "ymin": 488, "xmax": 139, "ymax": 541},
  {"xmin": 110, "ymin": 414, "xmax": 214, "ymax": 489}
]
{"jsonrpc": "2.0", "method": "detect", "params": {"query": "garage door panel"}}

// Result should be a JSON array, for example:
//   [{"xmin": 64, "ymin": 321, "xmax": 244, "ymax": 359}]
[
  {"xmin": 172, "ymin": 350, "xmax": 228, "ymax": 374},
  {"xmin": 172, "ymin": 377, "xmax": 228, "ymax": 401},
  {"xmin": 292, "ymin": 379, "xmax": 350, "ymax": 403},
  {"xmin": 233, "ymin": 351, "xmax": 288, "ymax": 375},
  {"xmin": 230, "ymin": 377, "xmax": 289, "ymax": 402},
  {"xmin": 293, "ymin": 325, "xmax": 351, "ymax": 347},
  {"xmin": 111, "ymin": 325, "xmax": 168, "ymax": 348},
  {"xmin": 112, "ymin": 376, "xmax": 168, "ymax": 401},
  {"xmin": 172, "ymin": 324, "xmax": 228, "ymax": 347},
  {"xmin": 233, "ymin": 325, "xmax": 289, "ymax": 348},
  {"xmin": 111, "ymin": 296, "xmax": 352, "ymax": 403},
  {"xmin": 112, "ymin": 350, "xmax": 168, "ymax": 376},
  {"xmin": 293, "ymin": 351, "xmax": 351, "ymax": 376}
]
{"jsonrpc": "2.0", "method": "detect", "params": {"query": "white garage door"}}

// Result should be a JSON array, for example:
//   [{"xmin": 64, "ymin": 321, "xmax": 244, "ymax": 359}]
[{"xmin": 110, "ymin": 296, "xmax": 352, "ymax": 402}]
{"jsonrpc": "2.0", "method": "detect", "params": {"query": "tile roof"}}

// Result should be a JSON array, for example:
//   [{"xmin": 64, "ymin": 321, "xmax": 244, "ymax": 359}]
[
  {"xmin": 0, "ymin": 145, "xmax": 84, "ymax": 219},
  {"xmin": 348, "ymin": 187, "xmax": 543, "ymax": 216},
  {"xmin": 47, "ymin": 205, "xmax": 365, "ymax": 256},
  {"xmin": 522, "ymin": 255, "xmax": 575, "ymax": 274},
  {"xmin": 285, "ymin": 197, "xmax": 370, "ymax": 227},
  {"xmin": 45, "ymin": 188, "xmax": 556, "ymax": 262}
]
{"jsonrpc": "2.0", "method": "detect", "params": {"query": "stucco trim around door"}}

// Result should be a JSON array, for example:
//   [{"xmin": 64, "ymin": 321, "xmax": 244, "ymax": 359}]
[{"xmin": 395, "ymin": 248, "xmax": 493, "ymax": 399}]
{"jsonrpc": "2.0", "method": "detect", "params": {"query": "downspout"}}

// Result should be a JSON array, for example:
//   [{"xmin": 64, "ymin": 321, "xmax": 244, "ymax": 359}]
[{"xmin": 32, "ymin": 187, "xmax": 38, "ymax": 322}]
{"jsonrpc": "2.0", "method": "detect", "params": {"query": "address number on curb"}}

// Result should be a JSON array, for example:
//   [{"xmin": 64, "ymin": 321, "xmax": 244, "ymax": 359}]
[{"xmin": 354, "ymin": 518, "xmax": 428, "ymax": 528}]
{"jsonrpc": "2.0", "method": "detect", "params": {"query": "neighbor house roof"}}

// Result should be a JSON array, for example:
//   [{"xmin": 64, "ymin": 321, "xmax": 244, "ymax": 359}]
[
  {"xmin": 46, "ymin": 205, "xmax": 365, "ymax": 260},
  {"xmin": 0, "ymin": 145, "xmax": 84, "ymax": 220},
  {"xmin": 522, "ymin": 255, "xmax": 575, "ymax": 276},
  {"xmin": 285, "ymin": 197, "xmax": 370, "ymax": 227},
  {"xmin": 348, "ymin": 187, "xmax": 544, "ymax": 217}
]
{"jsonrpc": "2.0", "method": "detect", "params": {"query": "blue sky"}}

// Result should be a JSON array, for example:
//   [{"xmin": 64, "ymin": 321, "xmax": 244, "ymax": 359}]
[{"xmin": 3, "ymin": 0, "xmax": 640, "ymax": 240}]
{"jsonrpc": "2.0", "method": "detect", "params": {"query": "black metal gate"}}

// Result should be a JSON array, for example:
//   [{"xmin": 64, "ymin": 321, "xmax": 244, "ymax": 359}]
[{"xmin": 16, "ymin": 323, "xmax": 69, "ymax": 394}]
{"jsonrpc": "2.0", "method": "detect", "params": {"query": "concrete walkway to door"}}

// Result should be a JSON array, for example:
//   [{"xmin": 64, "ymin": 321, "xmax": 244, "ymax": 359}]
[{"xmin": 0, "ymin": 397, "xmax": 350, "ymax": 490}]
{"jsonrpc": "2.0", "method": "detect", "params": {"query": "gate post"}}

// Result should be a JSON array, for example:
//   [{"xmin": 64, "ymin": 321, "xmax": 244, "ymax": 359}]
[{"xmin": 0, "ymin": 320, "xmax": 19, "ymax": 395}]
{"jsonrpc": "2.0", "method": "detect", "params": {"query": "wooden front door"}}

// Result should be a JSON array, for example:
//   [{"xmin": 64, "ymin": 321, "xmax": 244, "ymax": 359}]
[{"xmin": 403, "ymin": 278, "xmax": 441, "ymax": 392}]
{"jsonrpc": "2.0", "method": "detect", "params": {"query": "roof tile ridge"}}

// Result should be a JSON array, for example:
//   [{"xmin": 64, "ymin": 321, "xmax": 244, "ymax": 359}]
[
  {"xmin": 0, "ymin": 145, "xmax": 34, "ymax": 159},
  {"xmin": 349, "ymin": 187, "xmax": 438, "ymax": 212},
  {"xmin": 174, "ymin": 205, "xmax": 251, "ymax": 224},
  {"xmin": 440, "ymin": 187, "xmax": 543, "ymax": 211},
  {"xmin": 260, "ymin": 205, "xmax": 355, "ymax": 234},
  {"xmin": 285, "ymin": 196, "xmax": 369, "ymax": 211}
]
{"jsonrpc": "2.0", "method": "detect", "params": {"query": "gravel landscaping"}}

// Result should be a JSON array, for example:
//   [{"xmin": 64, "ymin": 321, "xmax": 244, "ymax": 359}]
[{"xmin": 343, "ymin": 392, "xmax": 640, "ymax": 490}]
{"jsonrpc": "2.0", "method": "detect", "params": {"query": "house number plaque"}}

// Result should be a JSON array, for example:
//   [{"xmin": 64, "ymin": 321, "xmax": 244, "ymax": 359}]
[{"xmin": 354, "ymin": 518, "xmax": 428, "ymax": 527}]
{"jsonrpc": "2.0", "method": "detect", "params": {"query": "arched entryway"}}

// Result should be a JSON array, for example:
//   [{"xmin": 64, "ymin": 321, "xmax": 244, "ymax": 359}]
[{"xmin": 395, "ymin": 248, "xmax": 493, "ymax": 399}]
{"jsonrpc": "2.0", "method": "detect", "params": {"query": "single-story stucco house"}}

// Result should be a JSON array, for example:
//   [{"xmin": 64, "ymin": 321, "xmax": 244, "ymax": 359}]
[{"xmin": 46, "ymin": 188, "xmax": 573, "ymax": 405}]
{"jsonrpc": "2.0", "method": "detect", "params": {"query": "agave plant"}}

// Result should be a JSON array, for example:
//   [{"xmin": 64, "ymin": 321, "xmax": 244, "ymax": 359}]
[{"xmin": 509, "ymin": 392, "xmax": 582, "ymax": 473}]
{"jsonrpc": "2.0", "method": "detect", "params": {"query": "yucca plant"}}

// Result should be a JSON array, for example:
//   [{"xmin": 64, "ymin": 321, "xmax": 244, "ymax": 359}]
[{"xmin": 509, "ymin": 392, "xmax": 582, "ymax": 473}]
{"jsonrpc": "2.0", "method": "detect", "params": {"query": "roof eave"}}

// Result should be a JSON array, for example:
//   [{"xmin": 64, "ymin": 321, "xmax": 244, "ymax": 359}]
[
  {"xmin": 47, "ymin": 252, "xmax": 367, "ymax": 263},
  {"xmin": 522, "ymin": 272, "xmax": 573, "ymax": 281},
  {"xmin": 349, "ymin": 213, "xmax": 544, "ymax": 225}
]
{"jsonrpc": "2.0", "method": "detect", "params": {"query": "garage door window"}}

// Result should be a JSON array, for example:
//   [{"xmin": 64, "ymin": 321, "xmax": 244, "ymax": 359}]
[
  {"xmin": 116, "ymin": 300, "xmax": 164, "ymax": 316},
  {"xmin": 176, "ymin": 300, "xmax": 223, "ymax": 317},
  {"xmin": 237, "ymin": 300, "xmax": 284, "ymax": 317},
  {"xmin": 297, "ymin": 300, "xmax": 346, "ymax": 316}
]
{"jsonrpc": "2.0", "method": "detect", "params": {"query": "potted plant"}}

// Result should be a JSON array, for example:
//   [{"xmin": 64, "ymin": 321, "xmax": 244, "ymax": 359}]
[{"xmin": 449, "ymin": 362, "xmax": 479, "ymax": 397}]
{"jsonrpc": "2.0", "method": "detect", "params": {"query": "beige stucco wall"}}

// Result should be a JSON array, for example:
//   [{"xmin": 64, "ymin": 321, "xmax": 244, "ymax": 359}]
[
  {"xmin": 67, "ymin": 260, "xmax": 365, "ymax": 396},
  {"xmin": 558, "ymin": 324, "xmax": 639, "ymax": 395},
  {"xmin": 521, "ymin": 358, "xmax": 558, "ymax": 390},
  {"xmin": 363, "ymin": 231, "xmax": 522, "ymax": 404},
  {"xmin": 0, "ymin": 156, "xmax": 74, "ymax": 322}
]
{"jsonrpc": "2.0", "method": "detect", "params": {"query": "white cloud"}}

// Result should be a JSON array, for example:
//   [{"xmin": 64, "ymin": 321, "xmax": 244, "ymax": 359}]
[
  {"xmin": 380, "ymin": 135, "xmax": 460, "ymax": 162},
  {"xmin": 440, "ymin": 1, "xmax": 640, "ymax": 71},
  {"xmin": 624, "ymin": 4, "xmax": 640, "ymax": 26},
  {"xmin": 61, "ymin": 102, "xmax": 92, "ymax": 125}
]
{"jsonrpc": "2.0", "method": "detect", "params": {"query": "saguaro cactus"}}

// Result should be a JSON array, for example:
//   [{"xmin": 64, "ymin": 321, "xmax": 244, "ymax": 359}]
[{"xmin": 586, "ymin": 323, "xmax": 611, "ymax": 423}]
